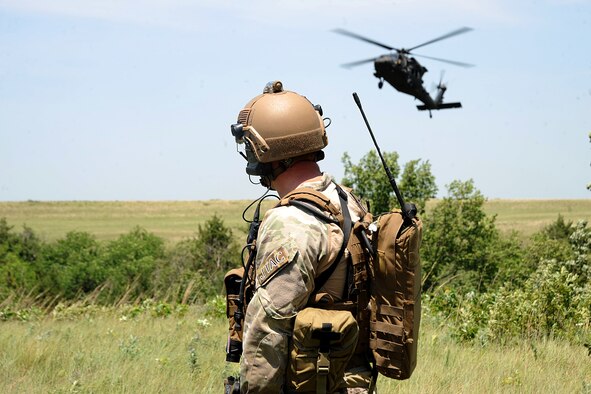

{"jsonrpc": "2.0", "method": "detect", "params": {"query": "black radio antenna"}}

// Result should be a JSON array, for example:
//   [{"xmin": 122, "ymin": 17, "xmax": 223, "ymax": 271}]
[{"xmin": 352, "ymin": 92, "xmax": 417, "ymax": 220}]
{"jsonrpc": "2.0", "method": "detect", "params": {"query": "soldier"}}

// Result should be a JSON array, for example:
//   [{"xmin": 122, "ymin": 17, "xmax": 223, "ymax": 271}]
[{"xmin": 230, "ymin": 81, "xmax": 372, "ymax": 393}]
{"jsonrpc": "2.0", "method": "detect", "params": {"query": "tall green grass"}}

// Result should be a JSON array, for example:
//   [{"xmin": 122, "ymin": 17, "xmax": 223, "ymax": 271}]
[{"xmin": 1, "ymin": 305, "xmax": 589, "ymax": 393}]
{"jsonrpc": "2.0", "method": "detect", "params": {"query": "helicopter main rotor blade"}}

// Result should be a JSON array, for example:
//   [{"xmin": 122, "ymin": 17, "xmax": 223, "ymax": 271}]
[
  {"xmin": 340, "ymin": 57, "xmax": 378, "ymax": 69},
  {"xmin": 412, "ymin": 53, "xmax": 475, "ymax": 68},
  {"xmin": 333, "ymin": 28, "xmax": 398, "ymax": 51},
  {"xmin": 407, "ymin": 27, "xmax": 473, "ymax": 52}
]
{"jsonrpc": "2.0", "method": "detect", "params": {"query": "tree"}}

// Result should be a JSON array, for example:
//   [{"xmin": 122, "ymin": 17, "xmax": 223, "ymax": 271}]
[
  {"xmin": 399, "ymin": 159, "xmax": 438, "ymax": 214},
  {"xmin": 421, "ymin": 179, "xmax": 501, "ymax": 292},
  {"xmin": 342, "ymin": 150, "xmax": 436, "ymax": 215},
  {"xmin": 342, "ymin": 150, "xmax": 399, "ymax": 215}
]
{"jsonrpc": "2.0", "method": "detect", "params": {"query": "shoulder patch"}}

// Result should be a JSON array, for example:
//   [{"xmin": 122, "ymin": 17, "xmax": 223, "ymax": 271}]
[{"xmin": 256, "ymin": 245, "xmax": 296, "ymax": 287}]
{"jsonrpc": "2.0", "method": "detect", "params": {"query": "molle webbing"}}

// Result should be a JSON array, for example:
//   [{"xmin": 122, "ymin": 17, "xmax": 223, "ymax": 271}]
[{"xmin": 347, "ymin": 215, "xmax": 373, "ymax": 354}]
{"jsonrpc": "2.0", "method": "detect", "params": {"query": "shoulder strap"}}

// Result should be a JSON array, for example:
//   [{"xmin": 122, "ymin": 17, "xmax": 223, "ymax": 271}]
[
  {"xmin": 276, "ymin": 184, "xmax": 352, "ymax": 292},
  {"xmin": 314, "ymin": 185, "xmax": 351, "ymax": 292},
  {"xmin": 278, "ymin": 188, "xmax": 343, "ymax": 224}
]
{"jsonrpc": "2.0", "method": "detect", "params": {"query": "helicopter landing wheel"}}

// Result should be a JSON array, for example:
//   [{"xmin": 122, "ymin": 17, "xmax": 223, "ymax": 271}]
[{"xmin": 378, "ymin": 80, "xmax": 384, "ymax": 89}]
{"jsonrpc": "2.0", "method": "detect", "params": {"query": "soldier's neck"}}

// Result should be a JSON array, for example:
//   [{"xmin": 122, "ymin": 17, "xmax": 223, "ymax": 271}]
[{"xmin": 272, "ymin": 161, "xmax": 322, "ymax": 197}]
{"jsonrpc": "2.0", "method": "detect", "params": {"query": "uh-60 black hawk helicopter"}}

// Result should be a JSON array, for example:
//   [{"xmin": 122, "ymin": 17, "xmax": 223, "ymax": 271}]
[{"xmin": 334, "ymin": 27, "xmax": 474, "ymax": 117}]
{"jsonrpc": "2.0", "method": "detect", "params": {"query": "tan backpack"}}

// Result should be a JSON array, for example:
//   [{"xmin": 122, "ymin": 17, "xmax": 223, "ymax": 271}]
[
  {"xmin": 366, "ymin": 210, "xmax": 422, "ymax": 380},
  {"xmin": 278, "ymin": 187, "xmax": 423, "ymax": 381}
]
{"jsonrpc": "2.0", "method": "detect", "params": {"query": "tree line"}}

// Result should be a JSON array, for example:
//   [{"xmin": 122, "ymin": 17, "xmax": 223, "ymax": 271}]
[
  {"xmin": 1, "ymin": 150, "xmax": 589, "ymax": 346},
  {"xmin": 0, "ymin": 215, "xmax": 238, "ymax": 306}
]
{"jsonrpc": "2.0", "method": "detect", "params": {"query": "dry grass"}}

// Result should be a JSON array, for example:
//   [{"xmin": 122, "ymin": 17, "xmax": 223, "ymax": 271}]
[
  {"xmin": 0, "ymin": 200, "xmax": 275, "ymax": 245},
  {"xmin": 482, "ymin": 199, "xmax": 591, "ymax": 239},
  {"xmin": 1, "ymin": 199, "xmax": 589, "ymax": 244},
  {"xmin": 0, "ymin": 305, "xmax": 237, "ymax": 393},
  {"xmin": 1, "ymin": 307, "xmax": 589, "ymax": 393}
]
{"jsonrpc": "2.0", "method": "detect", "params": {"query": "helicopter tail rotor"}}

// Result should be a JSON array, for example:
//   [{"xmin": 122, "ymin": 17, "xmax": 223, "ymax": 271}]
[
  {"xmin": 434, "ymin": 71, "xmax": 448, "ymax": 105},
  {"xmin": 437, "ymin": 70, "xmax": 447, "ymax": 91},
  {"xmin": 419, "ymin": 70, "xmax": 462, "ymax": 113},
  {"xmin": 430, "ymin": 70, "xmax": 446, "ymax": 92}
]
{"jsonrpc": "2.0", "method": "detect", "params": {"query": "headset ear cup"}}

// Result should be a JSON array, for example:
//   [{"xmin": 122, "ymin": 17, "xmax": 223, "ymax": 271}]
[{"xmin": 259, "ymin": 175, "xmax": 272, "ymax": 189}]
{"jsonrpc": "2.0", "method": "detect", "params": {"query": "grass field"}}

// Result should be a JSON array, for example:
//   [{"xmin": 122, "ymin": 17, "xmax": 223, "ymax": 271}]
[
  {"xmin": 0, "ymin": 200, "xmax": 267, "ymax": 244},
  {"xmin": 1, "ymin": 198, "xmax": 589, "ymax": 244},
  {"xmin": 480, "ymin": 199, "xmax": 591, "ymax": 238},
  {"xmin": 1, "ymin": 199, "xmax": 590, "ymax": 393},
  {"xmin": 1, "ymin": 305, "xmax": 589, "ymax": 394}
]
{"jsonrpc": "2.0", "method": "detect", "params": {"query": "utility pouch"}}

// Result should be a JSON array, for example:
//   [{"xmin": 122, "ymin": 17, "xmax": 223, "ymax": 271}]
[
  {"xmin": 224, "ymin": 267, "xmax": 245, "ymax": 363},
  {"xmin": 286, "ymin": 308, "xmax": 359, "ymax": 394}
]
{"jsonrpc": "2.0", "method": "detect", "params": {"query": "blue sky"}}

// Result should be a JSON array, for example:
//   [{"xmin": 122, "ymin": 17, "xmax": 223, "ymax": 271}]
[{"xmin": 1, "ymin": 0, "xmax": 589, "ymax": 201}]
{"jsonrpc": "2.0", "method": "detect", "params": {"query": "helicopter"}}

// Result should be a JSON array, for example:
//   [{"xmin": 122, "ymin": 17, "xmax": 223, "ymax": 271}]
[{"xmin": 333, "ymin": 27, "xmax": 474, "ymax": 117}]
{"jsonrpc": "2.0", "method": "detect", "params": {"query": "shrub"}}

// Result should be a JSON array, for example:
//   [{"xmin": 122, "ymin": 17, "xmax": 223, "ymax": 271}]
[
  {"xmin": 0, "ymin": 219, "xmax": 42, "ymax": 297},
  {"xmin": 39, "ymin": 231, "xmax": 103, "ymax": 299},
  {"xmin": 0, "ymin": 218, "xmax": 42, "ymax": 263},
  {"xmin": 421, "ymin": 180, "xmax": 501, "ymax": 292},
  {"xmin": 152, "ymin": 214, "xmax": 241, "ymax": 303},
  {"xmin": 426, "ymin": 219, "xmax": 591, "ymax": 345},
  {"xmin": 487, "ymin": 261, "xmax": 590, "ymax": 343},
  {"xmin": 0, "ymin": 253, "xmax": 37, "ymax": 297},
  {"xmin": 567, "ymin": 220, "xmax": 591, "ymax": 286},
  {"xmin": 100, "ymin": 227, "xmax": 165, "ymax": 301}
]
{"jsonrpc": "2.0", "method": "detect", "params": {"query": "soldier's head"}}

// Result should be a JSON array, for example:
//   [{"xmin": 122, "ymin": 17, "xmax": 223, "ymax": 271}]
[{"xmin": 231, "ymin": 81, "xmax": 328, "ymax": 189}]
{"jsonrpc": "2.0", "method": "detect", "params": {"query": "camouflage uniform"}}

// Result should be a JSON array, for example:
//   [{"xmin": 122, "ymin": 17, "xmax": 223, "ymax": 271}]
[{"xmin": 240, "ymin": 173, "xmax": 372, "ymax": 393}]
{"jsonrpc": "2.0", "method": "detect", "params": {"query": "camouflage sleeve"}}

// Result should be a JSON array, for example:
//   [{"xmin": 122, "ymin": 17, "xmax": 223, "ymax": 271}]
[{"xmin": 240, "ymin": 206, "xmax": 329, "ymax": 393}]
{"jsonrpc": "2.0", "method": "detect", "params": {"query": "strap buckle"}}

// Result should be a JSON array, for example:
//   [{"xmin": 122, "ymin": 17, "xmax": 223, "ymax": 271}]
[{"xmin": 317, "ymin": 352, "xmax": 330, "ymax": 375}]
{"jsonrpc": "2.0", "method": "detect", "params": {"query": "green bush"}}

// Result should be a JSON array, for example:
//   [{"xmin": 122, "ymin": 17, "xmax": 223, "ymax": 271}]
[
  {"xmin": 0, "ymin": 253, "xmax": 37, "ymax": 297},
  {"xmin": 567, "ymin": 220, "xmax": 591, "ymax": 285},
  {"xmin": 487, "ymin": 260, "xmax": 591, "ymax": 343},
  {"xmin": 425, "ymin": 218, "xmax": 591, "ymax": 345},
  {"xmin": 421, "ymin": 180, "xmax": 502, "ymax": 292},
  {"xmin": 0, "ymin": 219, "xmax": 42, "ymax": 297},
  {"xmin": 0, "ymin": 218, "xmax": 42, "ymax": 263},
  {"xmin": 40, "ymin": 231, "xmax": 103, "ymax": 299},
  {"xmin": 488, "ymin": 231, "xmax": 528, "ymax": 288},
  {"xmin": 152, "ymin": 214, "xmax": 241, "ymax": 303},
  {"xmin": 100, "ymin": 227, "xmax": 165, "ymax": 301},
  {"xmin": 0, "ymin": 215, "xmax": 243, "ymax": 305}
]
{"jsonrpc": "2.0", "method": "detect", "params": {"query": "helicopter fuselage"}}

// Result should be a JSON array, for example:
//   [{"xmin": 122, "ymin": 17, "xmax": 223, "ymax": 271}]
[{"xmin": 373, "ymin": 54, "xmax": 436, "ymax": 107}]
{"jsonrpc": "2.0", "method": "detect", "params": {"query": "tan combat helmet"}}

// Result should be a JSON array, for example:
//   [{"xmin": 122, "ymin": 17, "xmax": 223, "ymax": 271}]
[{"xmin": 231, "ymin": 81, "xmax": 328, "ymax": 187}]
